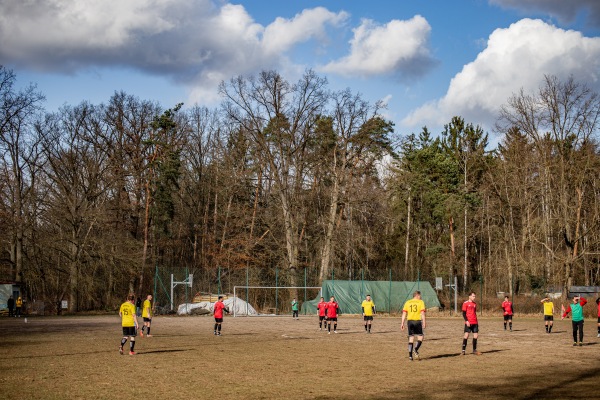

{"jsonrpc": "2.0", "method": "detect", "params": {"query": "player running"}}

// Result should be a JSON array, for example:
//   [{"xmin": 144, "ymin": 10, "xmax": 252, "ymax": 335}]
[
  {"xmin": 317, "ymin": 297, "xmax": 327, "ymax": 330},
  {"xmin": 213, "ymin": 296, "xmax": 230, "ymax": 336},
  {"xmin": 400, "ymin": 291, "xmax": 426, "ymax": 361},
  {"xmin": 541, "ymin": 297, "xmax": 555, "ymax": 333},
  {"xmin": 561, "ymin": 295, "xmax": 588, "ymax": 346},
  {"xmin": 326, "ymin": 296, "xmax": 339, "ymax": 334},
  {"xmin": 596, "ymin": 297, "xmax": 600, "ymax": 338},
  {"xmin": 119, "ymin": 294, "xmax": 139, "ymax": 355},
  {"xmin": 462, "ymin": 292, "xmax": 481, "ymax": 355},
  {"xmin": 140, "ymin": 294, "xmax": 153, "ymax": 337},
  {"xmin": 501, "ymin": 295, "xmax": 513, "ymax": 331},
  {"xmin": 361, "ymin": 294, "xmax": 376, "ymax": 333}
]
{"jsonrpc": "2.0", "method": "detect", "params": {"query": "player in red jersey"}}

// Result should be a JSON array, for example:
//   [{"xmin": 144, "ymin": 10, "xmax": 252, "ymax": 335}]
[
  {"xmin": 213, "ymin": 296, "xmax": 229, "ymax": 336},
  {"xmin": 596, "ymin": 297, "xmax": 600, "ymax": 338},
  {"xmin": 501, "ymin": 295, "xmax": 513, "ymax": 331},
  {"xmin": 326, "ymin": 296, "xmax": 339, "ymax": 334},
  {"xmin": 461, "ymin": 292, "xmax": 481, "ymax": 355},
  {"xmin": 316, "ymin": 297, "xmax": 327, "ymax": 331}
]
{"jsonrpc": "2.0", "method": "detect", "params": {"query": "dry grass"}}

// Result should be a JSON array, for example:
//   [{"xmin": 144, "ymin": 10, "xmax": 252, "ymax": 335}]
[{"xmin": 0, "ymin": 314, "xmax": 598, "ymax": 399}]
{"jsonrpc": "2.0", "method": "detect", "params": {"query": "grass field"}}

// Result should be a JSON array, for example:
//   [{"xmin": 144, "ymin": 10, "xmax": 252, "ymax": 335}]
[{"xmin": 0, "ymin": 313, "xmax": 599, "ymax": 400}]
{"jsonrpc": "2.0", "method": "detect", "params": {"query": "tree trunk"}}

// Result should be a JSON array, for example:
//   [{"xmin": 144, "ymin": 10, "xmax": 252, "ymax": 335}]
[
  {"xmin": 138, "ymin": 180, "xmax": 152, "ymax": 296},
  {"xmin": 463, "ymin": 166, "xmax": 468, "ymax": 288},
  {"xmin": 404, "ymin": 189, "xmax": 412, "ymax": 278},
  {"xmin": 319, "ymin": 177, "xmax": 339, "ymax": 283},
  {"xmin": 69, "ymin": 233, "xmax": 78, "ymax": 312}
]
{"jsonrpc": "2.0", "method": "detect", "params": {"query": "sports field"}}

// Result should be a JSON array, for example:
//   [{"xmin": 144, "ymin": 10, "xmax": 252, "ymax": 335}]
[{"xmin": 0, "ymin": 314, "xmax": 598, "ymax": 400}]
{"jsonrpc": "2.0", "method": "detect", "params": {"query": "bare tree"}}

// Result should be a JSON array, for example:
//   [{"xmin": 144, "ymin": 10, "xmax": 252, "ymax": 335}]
[
  {"xmin": 0, "ymin": 66, "xmax": 45, "ymax": 283},
  {"xmin": 220, "ymin": 70, "xmax": 328, "ymax": 292},
  {"xmin": 498, "ymin": 75, "xmax": 600, "ymax": 292}
]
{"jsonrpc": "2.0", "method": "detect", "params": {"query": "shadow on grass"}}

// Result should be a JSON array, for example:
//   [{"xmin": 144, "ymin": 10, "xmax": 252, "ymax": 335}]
[
  {"xmin": 425, "ymin": 349, "xmax": 505, "ymax": 360},
  {"xmin": 138, "ymin": 349, "xmax": 190, "ymax": 354},
  {"xmin": 1, "ymin": 349, "xmax": 118, "ymax": 359},
  {"xmin": 425, "ymin": 352, "xmax": 463, "ymax": 360},
  {"xmin": 150, "ymin": 334, "xmax": 198, "ymax": 338},
  {"xmin": 481, "ymin": 349, "xmax": 504, "ymax": 354},
  {"xmin": 452, "ymin": 365, "xmax": 600, "ymax": 400},
  {"xmin": 326, "ymin": 365, "xmax": 600, "ymax": 400}
]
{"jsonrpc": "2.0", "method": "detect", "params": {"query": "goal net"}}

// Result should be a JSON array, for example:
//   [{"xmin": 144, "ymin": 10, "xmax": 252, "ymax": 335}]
[{"xmin": 232, "ymin": 286, "xmax": 322, "ymax": 317}]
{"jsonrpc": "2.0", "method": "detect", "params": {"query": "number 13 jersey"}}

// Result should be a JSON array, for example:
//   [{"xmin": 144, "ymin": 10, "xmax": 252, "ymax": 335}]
[{"xmin": 403, "ymin": 298, "xmax": 425, "ymax": 320}]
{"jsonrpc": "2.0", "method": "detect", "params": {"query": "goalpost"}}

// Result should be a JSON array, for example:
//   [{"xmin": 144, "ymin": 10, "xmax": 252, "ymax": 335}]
[{"xmin": 233, "ymin": 286, "xmax": 322, "ymax": 317}]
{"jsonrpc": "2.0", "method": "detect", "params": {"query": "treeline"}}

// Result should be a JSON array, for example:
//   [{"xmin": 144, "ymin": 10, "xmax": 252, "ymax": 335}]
[{"xmin": 1, "ymin": 66, "xmax": 599, "ymax": 312}]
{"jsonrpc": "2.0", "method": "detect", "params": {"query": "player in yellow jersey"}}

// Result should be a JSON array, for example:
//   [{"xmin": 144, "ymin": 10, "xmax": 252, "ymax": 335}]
[
  {"xmin": 540, "ymin": 297, "xmax": 555, "ymax": 333},
  {"xmin": 140, "ymin": 294, "xmax": 153, "ymax": 337},
  {"xmin": 119, "ymin": 294, "xmax": 139, "ymax": 355},
  {"xmin": 361, "ymin": 295, "xmax": 376, "ymax": 333},
  {"xmin": 400, "ymin": 291, "xmax": 426, "ymax": 361}
]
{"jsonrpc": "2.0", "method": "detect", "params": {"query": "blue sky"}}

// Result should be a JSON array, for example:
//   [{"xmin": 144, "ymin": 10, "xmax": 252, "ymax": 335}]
[{"xmin": 2, "ymin": 0, "xmax": 600, "ymax": 142}]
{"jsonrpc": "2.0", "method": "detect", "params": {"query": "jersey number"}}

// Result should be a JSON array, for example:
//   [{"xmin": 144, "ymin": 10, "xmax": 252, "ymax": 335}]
[{"xmin": 410, "ymin": 304, "xmax": 418, "ymax": 312}]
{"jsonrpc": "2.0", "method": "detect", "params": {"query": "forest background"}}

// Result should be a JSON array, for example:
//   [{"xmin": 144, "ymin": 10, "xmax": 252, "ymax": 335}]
[{"xmin": 1, "ymin": 65, "xmax": 599, "ymax": 313}]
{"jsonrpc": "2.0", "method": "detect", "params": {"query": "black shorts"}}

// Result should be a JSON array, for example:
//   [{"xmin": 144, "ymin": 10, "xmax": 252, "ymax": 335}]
[
  {"xmin": 503, "ymin": 315, "xmax": 512, "ymax": 321},
  {"xmin": 214, "ymin": 317, "xmax": 223, "ymax": 323},
  {"xmin": 597, "ymin": 317, "xmax": 600, "ymax": 323},
  {"xmin": 544, "ymin": 315, "xmax": 554, "ymax": 321},
  {"xmin": 407, "ymin": 320, "xmax": 423, "ymax": 336},
  {"xmin": 328, "ymin": 317, "xmax": 337, "ymax": 322},
  {"xmin": 122, "ymin": 326, "xmax": 136, "ymax": 336},
  {"xmin": 319, "ymin": 315, "xmax": 326, "ymax": 321},
  {"xmin": 364, "ymin": 316, "xmax": 373, "ymax": 321},
  {"xmin": 464, "ymin": 323, "xmax": 479, "ymax": 333},
  {"xmin": 143, "ymin": 317, "xmax": 152, "ymax": 323}
]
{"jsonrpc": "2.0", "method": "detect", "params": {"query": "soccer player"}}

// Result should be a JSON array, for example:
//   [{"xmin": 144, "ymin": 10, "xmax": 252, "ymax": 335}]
[
  {"xmin": 501, "ymin": 295, "xmax": 513, "ymax": 331},
  {"xmin": 361, "ymin": 294, "xmax": 376, "ymax": 333},
  {"xmin": 317, "ymin": 297, "xmax": 327, "ymax": 330},
  {"xmin": 400, "ymin": 291, "xmax": 426, "ymax": 361},
  {"xmin": 291, "ymin": 298, "xmax": 299, "ymax": 320},
  {"xmin": 326, "ymin": 296, "xmax": 339, "ymax": 334},
  {"xmin": 213, "ymin": 296, "xmax": 229, "ymax": 336},
  {"xmin": 596, "ymin": 297, "xmax": 600, "ymax": 338},
  {"xmin": 7, "ymin": 295, "xmax": 14, "ymax": 317},
  {"xmin": 140, "ymin": 294, "xmax": 153, "ymax": 337},
  {"xmin": 561, "ymin": 295, "xmax": 588, "ymax": 346},
  {"xmin": 461, "ymin": 292, "xmax": 481, "ymax": 355},
  {"xmin": 541, "ymin": 297, "xmax": 555, "ymax": 333},
  {"xmin": 15, "ymin": 296, "xmax": 22, "ymax": 317},
  {"xmin": 119, "ymin": 294, "xmax": 139, "ymax": 355}
]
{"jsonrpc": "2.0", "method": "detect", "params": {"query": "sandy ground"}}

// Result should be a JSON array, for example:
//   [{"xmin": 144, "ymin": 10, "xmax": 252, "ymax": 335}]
[{"xmin": 0, "ymin": 314, "xmax": 599, "ymax": 399}]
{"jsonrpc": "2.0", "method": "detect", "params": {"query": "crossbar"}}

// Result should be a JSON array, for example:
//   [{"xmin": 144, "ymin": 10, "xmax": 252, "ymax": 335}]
[{"xmin": 233, "ymin": 286, "xmax": 322, "ymax": 317}]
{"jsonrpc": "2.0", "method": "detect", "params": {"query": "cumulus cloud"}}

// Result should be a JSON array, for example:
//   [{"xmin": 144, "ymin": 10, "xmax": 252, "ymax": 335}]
[
  {"xmin": 320, "ymin": 15, "xmax": 435, "ymax": 79},
  {"xmin": 0, "ymin": 0, "xmax": 348, "ymax": 103},
  {"xmin": 262, "ymin": 8, "xmax": 348, "ymax": 55},
  {"xmin": 489, "ymin": 0, "xmax": 600, "ymax": 27},
  {"xmin": 402, "ymin": 19, "xmax": 600, "ymax": 131}
]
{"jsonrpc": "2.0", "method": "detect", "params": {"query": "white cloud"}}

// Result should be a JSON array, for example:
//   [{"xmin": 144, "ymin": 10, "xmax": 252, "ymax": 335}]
[
  {"xmin": 320, "ymin": 15, "xmax": 435, "ymax": 78},
  {"xmin": 490, "ymin": 0, "xmax": 600, "ymax": 27},
  {"xmin": 262, "ymin": 7, "xmax": 348, "ymax": 55},
  {"xmin": 402, "ymin": 19, "xmax": 600, "ymax": 131},
  {"xmin": 0, "ymin": 0, "xmax": 348, "ymax": 104},
  {"xmin": 380, "ymin": 94, "xmax": 393, "ymax": 107}
]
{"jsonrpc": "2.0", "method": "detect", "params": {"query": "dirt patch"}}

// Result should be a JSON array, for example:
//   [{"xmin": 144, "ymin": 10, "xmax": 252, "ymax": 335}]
[{"xmin": 0, "ymin": 315, "xmax": 598, "ymax": 399}]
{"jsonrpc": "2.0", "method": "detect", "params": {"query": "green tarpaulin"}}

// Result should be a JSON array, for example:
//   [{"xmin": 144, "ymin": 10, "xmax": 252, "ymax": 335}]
[{"xmin": 301, "ymin": 280, "xmax": 440, "ymax": 315}]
